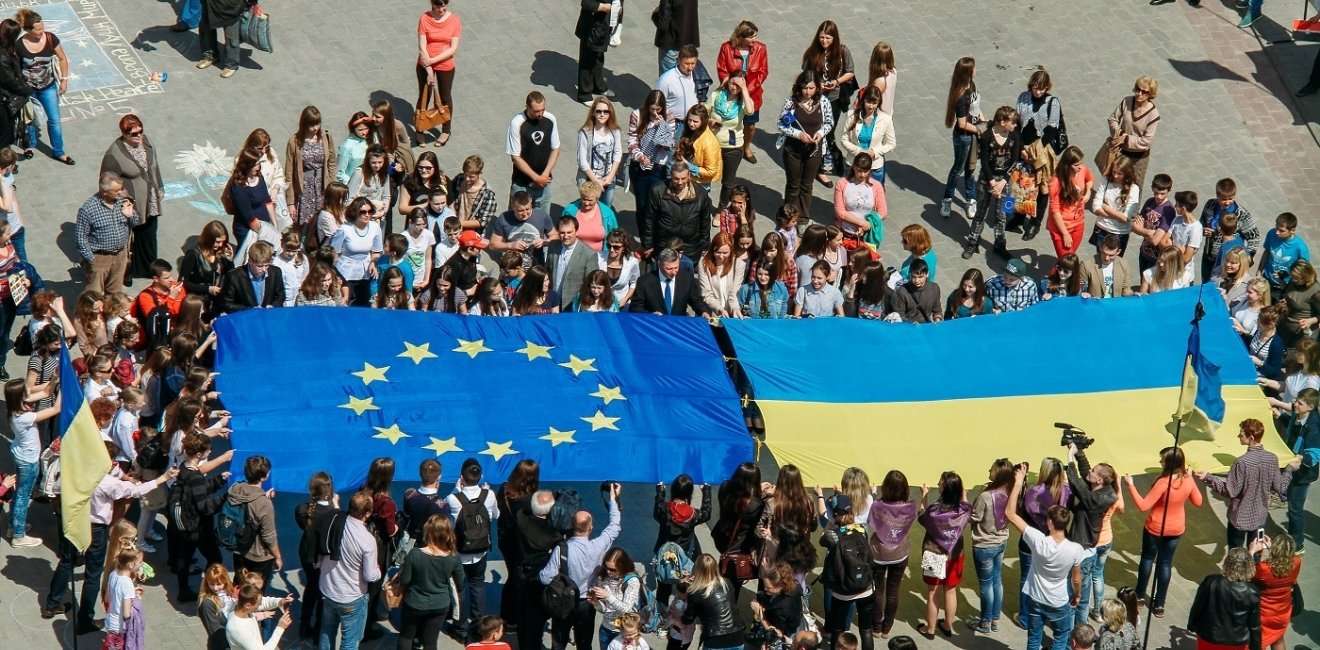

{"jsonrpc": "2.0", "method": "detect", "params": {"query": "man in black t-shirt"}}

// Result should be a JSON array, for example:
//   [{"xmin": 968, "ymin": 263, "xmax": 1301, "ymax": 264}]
[{"xmin": 505, "ymin": 92, "xmax": 561, "ymax": 215}]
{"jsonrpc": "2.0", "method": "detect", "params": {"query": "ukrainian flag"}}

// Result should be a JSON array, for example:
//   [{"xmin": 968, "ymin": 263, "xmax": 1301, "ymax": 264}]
[
  {"xmin": 722, "ymin": 287, "xmax": 1286, "ymax": 484},
  {"xmin": 58, "ymin": 342, "xmax": 112, "ymax": 552}
]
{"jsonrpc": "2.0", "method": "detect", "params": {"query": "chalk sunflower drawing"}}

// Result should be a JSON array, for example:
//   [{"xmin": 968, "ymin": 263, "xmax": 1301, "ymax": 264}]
[{"xmin": 170, "ymin": 142, "xmax": 231, "ymax": 215}]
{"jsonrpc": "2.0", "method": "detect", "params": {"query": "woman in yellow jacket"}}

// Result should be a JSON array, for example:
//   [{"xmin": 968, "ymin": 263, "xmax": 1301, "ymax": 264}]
[{"xmin": 677, "ymin": 103, "xmax": 722, "ymax": 193}]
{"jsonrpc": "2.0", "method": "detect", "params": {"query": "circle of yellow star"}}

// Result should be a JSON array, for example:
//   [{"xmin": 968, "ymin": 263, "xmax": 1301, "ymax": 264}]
[
  {"xmin": 581, "ymin": 409, "xmax": 620, "ymax": 431},
  {"xmin": 479, "ymin": 440, "xmax": 520, "ymax": 461},
  {"xmin": 589, "ymin": 384, "xmax": 627, "ymax": 405},
  {"xmin": 352, "ymin": 362, "xmax": 390, "ymax": 385},
  {"xmin": 339, "ymin": 395, "xmax": 380, "ymax": 416},
  {"xmin": 559, "ymin": 355, "xmax": 597, "ymax": 376},
  {"xmin": 540, "ymin": 427, "xmax": 577, "ymax": 447},
  {"xmin": 372, "ymin": 424, "xmax": 409, "ymax": 445},
  {"xmin": 453, "ymin": 339, "xmax": 493, "ymax": 359},
  {"xmin": 422, "ymin": 437, "xmax": 464, "ymax": 456},
  {"xmin": 516, "ymin": 340, "xmax": 554, "ymax": 362},
  {"xmin": 398, "ymin": 341, "xmax": 438, "ymax": 364}
]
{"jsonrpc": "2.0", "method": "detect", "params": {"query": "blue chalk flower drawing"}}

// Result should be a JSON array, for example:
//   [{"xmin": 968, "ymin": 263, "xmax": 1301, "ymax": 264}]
[{"xmin": 167, "ymin": 142, "xmax": 231, "ymax": 216}]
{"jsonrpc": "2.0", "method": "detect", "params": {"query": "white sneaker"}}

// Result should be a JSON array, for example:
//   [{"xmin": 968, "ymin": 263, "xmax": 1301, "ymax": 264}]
[
  {"xmin": 137, "ymin": 540, "xmax": 157, "ymax": 554},
  {"xmin": 967, "ymin": 200, "xmax": 978, "ymax": 218},
  {"xmin": 940, "ymin": 198, "xmax": 952, "ymax": 217},
  {"xmin": 13, "ymin": 535, "xmax": 42, "ymax": 548},
  {"xmin": 146, "ymin": 529, "xmax": 165, "ymax": 542}
]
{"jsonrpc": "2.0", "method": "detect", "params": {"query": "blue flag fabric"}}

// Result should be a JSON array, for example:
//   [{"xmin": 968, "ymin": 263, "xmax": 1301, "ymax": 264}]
[
  {"xmin": 213, "ymin": 309, "xmax": 752, "ymax": 492},
  {"xmin": 1180, "ymin": 318, "xmax": 1226, "ymax": 427}
]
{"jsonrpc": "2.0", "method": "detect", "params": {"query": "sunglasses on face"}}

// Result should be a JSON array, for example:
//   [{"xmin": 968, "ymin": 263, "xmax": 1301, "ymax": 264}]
[
  {"xmin": 127, "ymin": 130, "xmax": 143, "ymax": 137},
  {"xmin": 418, "ymin": 165, "xmax": 434, "ymax": 171},
  {"xmin": 593, "ymin": 109, "xmax": 610, "ymax": 116},
  {"xmin": 359, "ymin": 208, "xmax": 374, "ymax": 215}
]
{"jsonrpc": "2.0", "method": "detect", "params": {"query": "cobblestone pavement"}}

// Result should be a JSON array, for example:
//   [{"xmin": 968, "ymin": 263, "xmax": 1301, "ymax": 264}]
[{"xmin": 0, "ymin": 0, "xmax": 1318, "ymax": 648}]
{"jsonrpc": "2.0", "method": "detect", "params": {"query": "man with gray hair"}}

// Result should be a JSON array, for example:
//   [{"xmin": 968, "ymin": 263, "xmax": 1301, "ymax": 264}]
[
  {"xmin": 1070, "ymin": 624, "xmax": 1097, "ymax": 649},
  {"xmin": 629, "ymin": 247, "xmax": 705, "ymax": 316},
  {"xmin": 76, "ymin": 171, "xmax": 140, "ymax": 295},
  {"xmin": 540, "ymin": 483, "xmax": 621, "ymax": 650},
  {"xmin": 517, "ymin": 489, "xmax": 564, "ymax": 650}
]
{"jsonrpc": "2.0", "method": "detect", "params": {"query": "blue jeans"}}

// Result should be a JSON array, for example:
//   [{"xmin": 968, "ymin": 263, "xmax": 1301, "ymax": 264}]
[
  {"xmin": 1287, "ymin": 481, "xmax": 1311, "ymax": 546},
  {"xmin": 10, "ymin": 456, "xmax": 37, "ymax": 538},
  {"xmin": 1083, "ymin": 543, "xmax": 1111, "ymax": 620},
  {"xmin": 26, "ymin": 84, "xmax": 64, "ymax": 158},
  {"xmin": 460, "ymin": 558, "xmax": 487, "ymax": 638},
  {"xmin": 1249, "ymin": 0, "xmax": 1263, "ymax": 14},
  {"xmin": 943, "ymin": 132, "xmax": 975, "ymax": 201},
  {"xmin": 1024, "ymin": 593, "xmax": 1075, "ymax": 650},
  {"xmin": 1136, "ymin": 531, "xmax": 1181, "ymax": 608},
  {"xmin": 510, "ymin": 181, "xmax": 553, "ymax": 215},
  {"xmin": 870, "ymin": 164, "xmax": 886, "ymax": 186},
  {"xmin": 46, "ymin": 522, "xmax": 108, "ymax": 627},
  {"xmin": 179, "ymin": 0, "xmax": 202, "ymax": 28},
  {"xmin": 320, "ymin": 594, "xmax": 368, "ymax": 650},
  {"xmin": 973, "ymin": 541, "xmax": 1006, "ymax": 624},
  {"xmin": 1016, "ymin": 538, "xmax": 1033, "ymax": 627},
  {"xmin": 1073, "ymin": 548, "xmax": 1098, "ymax": 626},
  {"xmin": 11, "ymin": 226, "xmax": 26, "ymax": 262},
  {"xmin": 599, "ymin": 626, "xmax": 620, "ymax": 650},
  {"xmin": 658, "ymin": 49, "xmax": 678, "ymax": 76}
]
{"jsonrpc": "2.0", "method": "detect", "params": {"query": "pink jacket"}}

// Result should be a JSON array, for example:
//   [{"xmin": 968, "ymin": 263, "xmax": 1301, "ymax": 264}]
[{"xmin": 833, "ymin": 177, "xmax": 887, "ymax": 235}]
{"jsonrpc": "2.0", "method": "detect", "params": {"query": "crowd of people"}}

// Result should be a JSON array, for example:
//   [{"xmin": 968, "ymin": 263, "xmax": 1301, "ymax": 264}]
[{"xmin": 0, "ymin": 1, "xmax": 1315, "ymax": 650}]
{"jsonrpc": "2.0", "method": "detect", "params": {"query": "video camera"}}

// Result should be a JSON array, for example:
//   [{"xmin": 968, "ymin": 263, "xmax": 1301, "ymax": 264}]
[{"xmin": 1055, "ymin": 422, "xmax": 1095, "ymax": 451}]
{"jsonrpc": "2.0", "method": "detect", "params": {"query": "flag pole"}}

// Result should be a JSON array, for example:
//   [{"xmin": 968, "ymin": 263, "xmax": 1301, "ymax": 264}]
[{"xmin": 1140, "ymin": 283, "xmax": 1208, "ymax": 650}]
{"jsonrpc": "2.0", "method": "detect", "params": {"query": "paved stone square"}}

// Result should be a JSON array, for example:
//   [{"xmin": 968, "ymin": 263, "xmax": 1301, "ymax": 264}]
[{"xmin": 0, "ymin": 0, "xmax": 1318, "ymax": 648}]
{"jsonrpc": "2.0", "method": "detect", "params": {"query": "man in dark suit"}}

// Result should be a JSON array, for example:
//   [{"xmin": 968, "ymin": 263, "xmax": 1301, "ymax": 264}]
[
  {"xmin": 629, "ymin": 247, "xmax": 705, "ymax": 316},
  {"xmin": 545, "ymin": 215, "xmax": 600, "ymax": 300},
  {"xmin": 218, "ymin": 240, "xmax": 285, "ymax": 313}
]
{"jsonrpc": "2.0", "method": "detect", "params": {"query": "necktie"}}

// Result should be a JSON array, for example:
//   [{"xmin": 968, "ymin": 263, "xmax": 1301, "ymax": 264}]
[{"xmin": 663, "ymin": 279, "xmax": 673, "ymax": 314}]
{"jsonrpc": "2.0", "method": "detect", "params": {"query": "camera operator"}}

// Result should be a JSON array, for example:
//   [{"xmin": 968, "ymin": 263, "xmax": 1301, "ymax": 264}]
[{"xmin": 1063, "ymin": 441, "xmax": 1118, "ymax": 626}]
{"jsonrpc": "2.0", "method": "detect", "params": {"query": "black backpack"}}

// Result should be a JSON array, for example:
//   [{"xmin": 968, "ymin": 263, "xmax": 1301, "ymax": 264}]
[
  {"xmin": 135, "ymin": 432, "xmax": 168, "ymax": 472},
  {"xmin": 829, "ymin": 526, "xmax": 874, "ymax": 596},
  {"xmin": 167, "ymin": 469, "xmax": 201, "ymax": 534},
  {"xmin": 138, "ymin": 291, "xmax": 173, "ymax": 351},
  {"xmin": 454, "ymin": 488, "xmax": 492, "ymax": 554},
  {"xmin": 541, "ymin": 541, "xmax": 579, "ymax": 619},
  {"xmin": 547, "ymin": 489, "xmax": 581, "ymax": 533}
]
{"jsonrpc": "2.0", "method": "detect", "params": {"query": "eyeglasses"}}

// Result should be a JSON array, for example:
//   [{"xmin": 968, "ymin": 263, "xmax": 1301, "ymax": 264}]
[
  {"xmin": 95, "ymin": 367, "xmax": 112, "ymax": 373},
  {"xmin": 417, "ymin": 165, "xmax": 434, "ymax": 171}
]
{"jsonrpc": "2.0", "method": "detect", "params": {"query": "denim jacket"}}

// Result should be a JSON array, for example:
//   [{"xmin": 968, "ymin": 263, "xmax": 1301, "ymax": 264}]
[{"xmin": 739, "ymin": 281, "xmax": 788, "ymax": 318}]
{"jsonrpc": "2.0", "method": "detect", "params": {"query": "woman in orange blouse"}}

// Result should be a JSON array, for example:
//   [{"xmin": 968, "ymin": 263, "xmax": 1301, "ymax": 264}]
[
  {"xmin": 1123, "ymin": 446, "xmax": 1203, "ymax": 618},
  {"xmin": 1046, "ymin": 145, "xmax": 1094, "ymax": 262}
]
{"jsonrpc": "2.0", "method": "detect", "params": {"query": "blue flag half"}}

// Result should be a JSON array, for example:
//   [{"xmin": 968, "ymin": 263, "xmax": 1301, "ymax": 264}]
[
  {"xmin": 1178, "ymin": 317, "xmax": 1226, "ymax": 429},
  {"xmin": 213, "ymin": 309, "xmax": 752, "ymax": 492}
]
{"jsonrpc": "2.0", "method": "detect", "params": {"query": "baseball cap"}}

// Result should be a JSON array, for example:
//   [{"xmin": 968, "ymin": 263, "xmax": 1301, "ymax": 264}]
[
  {"xmin": 1005, "ymin": 258, "xmax": 1028, "ymax": 276},
  {"xmin": 457, "ymin": 230, "xmax": 487, "ymax": 249}
]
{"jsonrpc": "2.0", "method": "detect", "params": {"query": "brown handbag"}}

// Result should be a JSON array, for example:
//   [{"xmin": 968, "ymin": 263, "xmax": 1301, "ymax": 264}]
[
  {"xmin": 383, "ymin": 574, "xmax": 404, "ymax": 609},
  {"xmin": 718, "ymin": 515, "xmax": 757, "ymax": 581},
  {"xmin": 415, "ymin": 80, "xmax": 451, "ymax": 133}
]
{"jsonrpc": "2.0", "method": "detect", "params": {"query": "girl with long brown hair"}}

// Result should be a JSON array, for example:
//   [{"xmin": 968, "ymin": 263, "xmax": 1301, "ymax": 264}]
[
  {"xmin": 697, "ymin": 232, "xmax": 744, "ymax": 318},
  {"xmin": 336, "ymin": 111, "xmax": 375, "ymax": 184},
  {"xmin": 578, "ymin": 97, "xmax": 623, "ymax": 207},
  {"xmin": 238, "ymin": 128, "xmax": 289, "ymax": 228},
  {"xmin": 775, "ymin": 71, "xmax": 833, "ymax": 219},
  {"xmin": 1124, "ymin": 447, "xmax": 1202, "ymax": 618},
  {"xmin": 863, "ymin": 41, "xmax": 897, "ymax": 116},
  {"xmin": 941, "ymin": 56, "xmax": 980, "ymax": 220},
  {"xmin": 945, "ymin": 268, "xmax": 993, "ymax": 319},
  {"xmin": 294, "ymin": 473, "xmax": 336, "ymax": 638},
  {"xmin": 628, "ymin": 90, "xmax": 676, "ymax": 215},
  {"xmin": 227, "ymin": 147, "xmax": 277, "ymax": 247},
  {"xmin": 179, "ymin": 221, "xmax": 233, "ymax": 317},
  {"xmin": 496, "ymin": 459, "xmax": 540, "ymax": 620},
  {"xmin": 1046, "ymin": 145, "xmax": 1093, "ymax": 260},
  {"xmin": 284, "ymin": 106, "xmax": 337, "ymax": 226},
  {"xmin": 362, "ymin": 457, "xmax": 399, "ymax": 640},
  {"xmin": 801, "ymin": 20, "xmax": 855, "ymax": 181}
]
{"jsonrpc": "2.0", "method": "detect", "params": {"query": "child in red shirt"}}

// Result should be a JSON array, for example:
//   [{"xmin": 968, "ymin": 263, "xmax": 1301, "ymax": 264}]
[{"xmin": 466, "ymin": 616, "xmax": 512, "ymax": 650}]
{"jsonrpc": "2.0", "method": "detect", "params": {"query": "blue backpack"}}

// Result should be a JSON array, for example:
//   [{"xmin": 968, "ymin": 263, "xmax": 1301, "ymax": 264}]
[
  {"xmin": 624, "ymin": 572, "xmax": 663, "ymax": 634},
  {"xmin": 652, "ymin": 541, "xmax": 694, "ymax": 585},
  {"xmin": 216, "ymin": 499, "xmax": 256, "ymax": 552}
]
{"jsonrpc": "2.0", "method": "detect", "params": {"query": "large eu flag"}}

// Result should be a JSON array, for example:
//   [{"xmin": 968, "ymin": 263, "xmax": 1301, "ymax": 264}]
[{"xmin": 214, "ymin": 309, "xmax": 751, "ymax": 492}]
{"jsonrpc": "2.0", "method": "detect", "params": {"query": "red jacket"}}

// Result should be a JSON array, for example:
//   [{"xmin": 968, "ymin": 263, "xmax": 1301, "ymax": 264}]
[{"xmin": 716, "ymin": 41, "xmax": 768, "ymax": 112}]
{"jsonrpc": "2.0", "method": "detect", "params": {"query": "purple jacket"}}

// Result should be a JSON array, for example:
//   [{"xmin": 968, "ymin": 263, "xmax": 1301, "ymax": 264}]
[
  {"xmin": 868, "ymin": 499, "xmax": 918, "ymax": 563},
  {"xmin": 918, "ymin": 501, "xmax": 973, "ymax": 555},
  {"xmin": 1023, "ymin": 483, "xmax": 1071, "ymax": 532}
]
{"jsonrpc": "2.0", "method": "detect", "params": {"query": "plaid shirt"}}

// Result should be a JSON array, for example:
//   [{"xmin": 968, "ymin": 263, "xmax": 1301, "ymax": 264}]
[
  {"xmin": 75, "ymin": 194, "xmax": 140, "ymax": 263},
  {"xmin": 1202, "ymin": 445, "xmax": 1293, "ymax": 531},
  {"xmin": 986, "ymin": 275, "xmax": 1040, "ymax": 312}
]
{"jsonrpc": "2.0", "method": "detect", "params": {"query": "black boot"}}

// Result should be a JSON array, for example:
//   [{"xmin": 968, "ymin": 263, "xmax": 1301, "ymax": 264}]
[
  {"xmin": 993, "ymin": 237, "xmax": 1010, "ymax": 259},
  {"xmin": 1023, "ymin": 219, "xmax": 1040, "ymax": 241},
  {"xmin": 961, "ymin": 240, "xmax": 979, "ymax": 260}
]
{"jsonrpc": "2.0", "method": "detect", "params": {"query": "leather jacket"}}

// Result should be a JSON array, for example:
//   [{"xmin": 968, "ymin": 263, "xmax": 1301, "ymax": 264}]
[
  {"xmin": 681, "ymin": 580, "xmax": 746, "ymax": 646},
  {"xmin": 1188, "ymin": 575, "xmax": 1261, "ymax": 650}
]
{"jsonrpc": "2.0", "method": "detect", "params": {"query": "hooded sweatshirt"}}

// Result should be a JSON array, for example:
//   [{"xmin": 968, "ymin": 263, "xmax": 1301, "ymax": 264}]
[
  {"xmin": 228, "ymin": 482, "xmax": 279, "ymax": 563},
  {"xmin": 653, "ymin": 483, "xmax": 712, "ymax": 555}
]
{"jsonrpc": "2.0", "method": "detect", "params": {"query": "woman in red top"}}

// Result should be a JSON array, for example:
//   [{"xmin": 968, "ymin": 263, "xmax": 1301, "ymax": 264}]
[
  {"xmin": 416, "ymin": 0, "xmax": 462, "ymax": 146},
  {"xmin": 1046, "ymin": 146, "xmax": 1093, "ymax": 261},
  {"xmin": 716, "ymin": 21, "xmax": 768, "ymax": 163},
  {"xmin": 1250, "ymin": 533, "xmax": 1300, "ymax": 650},
  {"xmin": 1123, "ymin": 446, "xmax": 1202, "ymax": 618}
]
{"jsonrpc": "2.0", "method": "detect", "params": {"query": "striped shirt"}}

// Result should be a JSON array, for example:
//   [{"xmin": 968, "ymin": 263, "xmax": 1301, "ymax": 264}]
[{"xmin": 1202, "ymin": 445, "xmax": 1292, "ymax": 531}]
